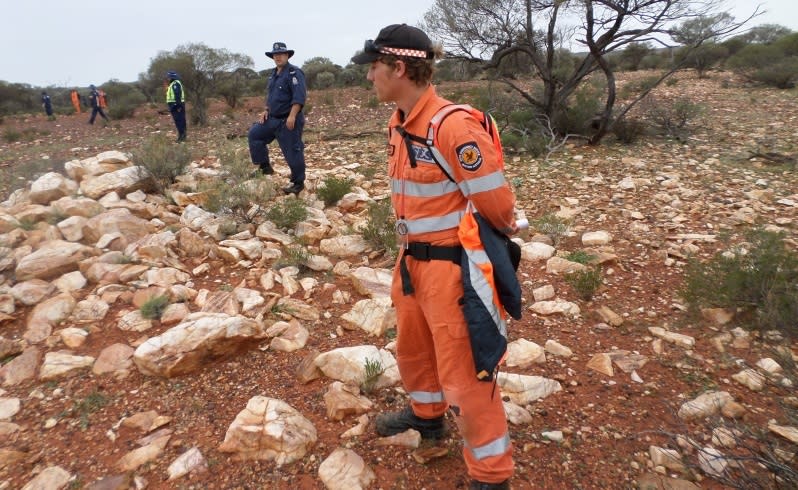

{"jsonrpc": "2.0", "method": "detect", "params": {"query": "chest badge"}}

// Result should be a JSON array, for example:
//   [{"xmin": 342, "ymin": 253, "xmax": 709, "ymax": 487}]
[{"xmin": 457, "ymin": 142, "xmax": 483, "ymax": 171}]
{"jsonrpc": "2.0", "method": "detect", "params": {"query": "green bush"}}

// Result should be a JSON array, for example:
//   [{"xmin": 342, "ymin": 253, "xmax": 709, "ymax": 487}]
[
  {"xmin": 361, "ymin": 357, "xmax": 385, "ymax": 394},
  {"xmin": 681, "ymin": 228, "xmax": 798, "ymax": 337},
  {"xmin": 552, "ymin": 81, "xmax": 605, "ymax": 136},
  {"xmin": 611, "ymin": 117, "xmax": 647, "ymax": 144},
  {"xmin": 2, "ymin": 128, "xmax": 21, "ymax": 143},
  {"xmin": 727, "ymin": 40, "xmax": 798, "ymax": 89},
  {"xmin": 140, "ymin": 295, "xmax": 170, "ymax": 320},
  {"xmin": 265, "ymin": 198, "xmax": 308, "ymax": 231},
  {"xmin": 565, "ymin": 250, "xmax": 596, "ymax": 265},
  {"xmin": 642, "ymin": 95, "xmax": 702, "ymax": 139},
  {"xmin": 361, "ymin": 199, "xmax": 397, "ymax": 258},
  {"xmin": 276, "ymin": 244, "xmax": 312, "ymax": 270},
  {"xmin": 532, "ymin": 213, "xmax": 571, "ymax": 246},
  {"xmin": 133, "ymin": 134, "xmax": 191, "ymax": 195},
  {"xmin": 317, "ymin": 175, "xmax": 354, "ymax": 207},
  {"xmin": 565, "ymin": 266, "xmax": 603, "ymax": 301},
  {"xmin": 200, "ymin": 141, "xmax": 275, "ymax": 222},
  {"xmin": 106, "ymin": 91, "xmax": 147, "ymax": 119}
]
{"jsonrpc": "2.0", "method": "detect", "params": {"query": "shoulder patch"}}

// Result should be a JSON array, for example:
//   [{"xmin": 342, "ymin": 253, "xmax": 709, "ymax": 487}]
[
  {"xmin": 456, "ymin": 142, "xmax": 483, "ymax": 171},
  {"xmin": 292, "ymin": 76, "xmax": 299, "ymax": 85}
]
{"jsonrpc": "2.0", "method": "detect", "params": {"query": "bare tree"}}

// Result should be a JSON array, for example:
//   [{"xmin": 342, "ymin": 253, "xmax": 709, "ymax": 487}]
[{"xmin": 422, "ymin": 0, "xmax": 759, "ymax": 144}]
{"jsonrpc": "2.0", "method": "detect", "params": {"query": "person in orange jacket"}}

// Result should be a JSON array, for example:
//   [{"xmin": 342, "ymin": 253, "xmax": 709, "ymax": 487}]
[
  {"xmin": 352, "ymin": 24, "xmax": 518, "ymax": 490},
  {"xmin": 70, "ymin": 89, "xmax": 82, "ymax": 114}
]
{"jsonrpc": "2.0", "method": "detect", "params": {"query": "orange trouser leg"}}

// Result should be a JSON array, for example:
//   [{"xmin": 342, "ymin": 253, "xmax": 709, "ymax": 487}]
[{"xmin": 391, "ymin": 254, "xmax": 514, "ymax": 483}]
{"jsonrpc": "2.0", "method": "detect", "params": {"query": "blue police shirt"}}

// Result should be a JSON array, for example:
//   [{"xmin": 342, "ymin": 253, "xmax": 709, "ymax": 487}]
[{"xmin": 267, "ymin": 63, "xmax": 306, "ymax": 118}]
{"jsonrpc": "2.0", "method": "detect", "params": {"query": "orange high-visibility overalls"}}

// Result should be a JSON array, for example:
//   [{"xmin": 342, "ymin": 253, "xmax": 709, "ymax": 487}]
[
  {"xmin": 70, "ymin": 90, "xmax": 81, "ymax": 114},
  {"xmin": 388, "ymin": 85, "xmax": 516, "ymax": 484}
]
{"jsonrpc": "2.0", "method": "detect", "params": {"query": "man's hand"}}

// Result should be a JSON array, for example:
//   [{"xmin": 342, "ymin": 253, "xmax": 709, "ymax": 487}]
[
  {"xmin": 259, "ymin": 108, "xmax": 269, "ymax": 124},
  {"xmin": 286, "ymin": 114, "xmax": 296, "ymax": 130}
]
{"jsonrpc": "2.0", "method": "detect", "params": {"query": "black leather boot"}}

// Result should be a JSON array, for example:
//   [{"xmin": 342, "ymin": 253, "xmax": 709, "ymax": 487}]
[{"xmin": 375, "ymin": 406, "xmax": 445, "ymax": 439}]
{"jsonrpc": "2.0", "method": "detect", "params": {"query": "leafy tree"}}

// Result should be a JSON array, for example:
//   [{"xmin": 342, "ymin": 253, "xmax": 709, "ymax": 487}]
[
  {"xmin": 617, "ymin": 42, "xmax": 651, "ymax": 71},
  {"xmin": 422, "ymin": 0, "xmax": 755, "ymax": 144},
  {"xmin": 737, "ymin": 23, "xmax": 792, "ymax": 44},
  {"xmin": 143, "ymin": 43, "xmax": 253, "ymax": 125},
  {"xmin": 338, "ymin": 64, "xmax": 369, "ymax": 87},
  {"xmin": 301, "ymin": 57, "xmax": 342, "ymax": 89},
  {"xmin": 217, "ymin": 67, "xmax": 260, "ymax": 108},
  {"xmin": 0, "ymin": 81, "xmax": 36, "ymax": 115},
  {"xmin": 676, "ymin": 42, "xmax": 729, "ymax": 77},
  {"xmin": 728, "ymin": 32, "xmax": 798, "ymax": 88}
]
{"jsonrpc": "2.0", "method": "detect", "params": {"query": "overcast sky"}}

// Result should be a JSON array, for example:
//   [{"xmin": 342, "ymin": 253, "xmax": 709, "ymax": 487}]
[{"xmin": 1, "ymin": 0, "xmax": 794, "ymax": 88}]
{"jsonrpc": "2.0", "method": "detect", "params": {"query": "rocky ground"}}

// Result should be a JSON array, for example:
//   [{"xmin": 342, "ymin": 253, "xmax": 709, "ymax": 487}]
[{"xmin": 0, "ymin": 71, "xmax": 797, "ymax": 490}]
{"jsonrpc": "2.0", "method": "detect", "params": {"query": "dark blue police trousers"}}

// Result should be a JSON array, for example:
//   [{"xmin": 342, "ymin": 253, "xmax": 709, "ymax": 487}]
[{"xmin": 247, "ymin": 114, "xmax": 305, "ymax": 184}]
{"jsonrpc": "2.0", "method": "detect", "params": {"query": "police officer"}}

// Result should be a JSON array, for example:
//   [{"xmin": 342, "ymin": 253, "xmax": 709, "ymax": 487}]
[
  {"xmin": 41, "ymin": 91, "xmax": 54, "ymax": 119},
  {"xmin": 247, "ymin": 41, "xmax": 307, "ymax": 194},
  {"xmin": 166, "ymin": 71, "xmax": 187, "ymax": 142},
  {"xmin": 87, "ymin": 84, "xmax": 109, "ymax": 125}
]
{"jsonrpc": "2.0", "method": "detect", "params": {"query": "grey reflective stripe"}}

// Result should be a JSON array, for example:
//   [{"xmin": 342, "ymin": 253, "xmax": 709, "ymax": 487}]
[
  {"xmin": 459, "ymin": 171, "xmax": 507, "ymax": 196},
  {"xmin": 409, "ymin": 391, "xmax": 445, "ymax": 404},
  {"xmin": 464, "ymin": 247, "xmax": 507, "ymax": 337},
  {"xmin": 406, "ymin": 210, "xmax": 464, "ymax": 234},
  {"xmin": 469, "ymin": 433, "xmax": 511, "ymax": 460},
  {"xmin": 429, "ymin": 104, "xmax": 472, "ymax": 128},
  {"xmin": 429, "ymin": 147, "xmax": 506, "ymax": 198},
  {"xmin": 391, "ymin": 178, "xmax": 460, "ymax": 197}
]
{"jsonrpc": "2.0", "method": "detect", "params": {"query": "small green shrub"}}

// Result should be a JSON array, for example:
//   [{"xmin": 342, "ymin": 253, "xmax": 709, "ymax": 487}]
[
  {"xmin": 317, "ymin": 175, "xmax": 354, "ymax": 207},
  {"xmin": 200, "ymin": 141, "xmax": 276, "ymax": 222},
  {"xmin": 360, "ymin": 164, "xmax": 379, "ymax": 180},
  {"xmin": 532, "ymin": 214, "xmax": 571, "ymax": 246},
  {"xmin": 133, "ymin": 134, "xmax": 191, "ymax": 195},
  {"xmin": 277, "ymin": 244, "xmax": 311, "ymax": 270},
  {"xmin": 366, "ymin": 96, "xmax": 379, "ymax": 108},
  {"xmin": 2, "ymin": 128, "xmax": 21, "ymax": 143},
  {"xmin": 72, "ymin": 389, "xmax": 109, "ymax": 430},
  {"xmin": 361, "ymin": 199, "xmax": 397, "ymax": 258},
  {"xmin": 361, "ymin": 357, "xmax": 385, "ymax": 394},
  {"xmin": 139, "ymin": 295, "xmax": 170, "ymax": 320},
  {"xmin": 681, "ymin": 228, "xmax": 798, "ymax": 337},
  {"xmin": 643, "ymin": 95, "xmax": 702, "ymax": 139},
  {"xmin": 107, "ymin": 91, "xmax": 146, "ymax": 119},
  {"xmin": 265, "ymin": 198, "xmax": 308, "ymax": 231},
  {"xmin": 552, "ymin": 82, "xmax": 605, "ymax": 136},
  {"xmin": 565, "ymin": 266, "xmax": 603, "ymax": 301},
  {"xmin": 565, "ymin": 250, "xmax": 596, "ymax": 265},
  {"xmin": 612, "ymin": 117, "xmax": 647, "ymax": 144}
]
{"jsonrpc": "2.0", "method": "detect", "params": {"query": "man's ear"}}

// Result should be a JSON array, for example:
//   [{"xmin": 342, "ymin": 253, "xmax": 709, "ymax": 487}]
[{"xmin": 393, "ymin": 59, "xmax": 407, "ymax": 78}]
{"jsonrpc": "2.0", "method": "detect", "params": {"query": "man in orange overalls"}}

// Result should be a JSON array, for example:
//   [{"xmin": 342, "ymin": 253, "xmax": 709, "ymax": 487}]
[
  {"xmin": 352, "ymin": 24, "xmax": 518, "ymax": 490},
  {"xmin": 70, "ymin": 89, "xmax": 82, "ymax": 114}
]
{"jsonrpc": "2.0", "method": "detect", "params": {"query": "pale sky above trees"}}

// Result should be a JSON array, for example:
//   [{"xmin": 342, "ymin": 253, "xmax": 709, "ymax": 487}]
[{"xmin": 1, "ymin": 0, "xmax": 792, "ymax": 88}]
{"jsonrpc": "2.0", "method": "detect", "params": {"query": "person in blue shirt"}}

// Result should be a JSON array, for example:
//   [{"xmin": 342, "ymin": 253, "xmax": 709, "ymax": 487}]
[
  {"xmin": 41, "ymin": 91, "xmax": 54, "ymax": 120},
  {"xmin": 165, "ymin": 71, "xmax": 187, "ymax": 142},
  {"xmin": 87, "ymin": 84, "xmax": 109, "ymax": 125},
  {"xmin": 247, "ymin": 42, "xmax": 307, "ymax": 194}
]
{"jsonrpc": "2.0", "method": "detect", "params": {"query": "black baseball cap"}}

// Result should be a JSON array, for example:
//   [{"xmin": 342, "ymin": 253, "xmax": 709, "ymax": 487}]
[{"xmin": 351, "ymin": 24, "xmax": 434, "ymax": 64}]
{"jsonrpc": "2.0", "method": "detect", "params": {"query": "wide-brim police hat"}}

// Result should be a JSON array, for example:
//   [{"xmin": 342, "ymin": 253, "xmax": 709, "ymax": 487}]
[{"xmin": 265, "ymin": 42, "xmax": 295, "ymax": 59}]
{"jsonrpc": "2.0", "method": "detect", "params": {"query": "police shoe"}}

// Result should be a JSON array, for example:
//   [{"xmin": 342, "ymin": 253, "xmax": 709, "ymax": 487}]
[
  {"xmin": 260, "ymin": 163, "xmax": 274, "ymax": 175},
  {"xmin": 470, "ymin": 479, "xmax": 510, "ymax": 490},
  {"xmin": 282, "ymin": 182, "xmax": 304, "ymax": 195},
  {"xmin": 375, "ymin": 406, "xmax": 446, "ymax": 439}
]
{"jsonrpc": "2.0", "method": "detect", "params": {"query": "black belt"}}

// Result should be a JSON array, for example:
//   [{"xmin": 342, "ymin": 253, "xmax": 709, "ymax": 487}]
[
  {"xmin": 271, "ymin": 113, "xmax": 289, "ymax": 119},
  {"xmin": 400, "ymin": 242, "xmax": 462, "ymax": 295}
]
